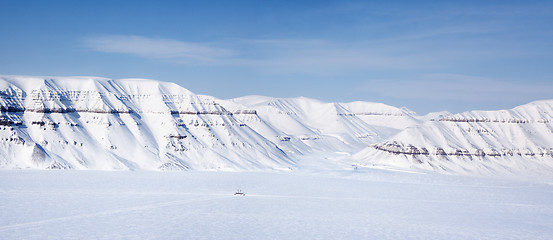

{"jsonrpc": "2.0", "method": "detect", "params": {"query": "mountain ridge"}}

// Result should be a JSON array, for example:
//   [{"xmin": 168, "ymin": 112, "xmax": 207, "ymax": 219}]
[
  {"xmin": 1, "ymin": 75, "xmax": 552, "ymax": 177},
  {"xmin": 353, "ymin": 99, "xmax": 553, "ymax": 177},
  {"xmin": 0, "ymin": 75, "xmax": 293, "ymax": 170}
]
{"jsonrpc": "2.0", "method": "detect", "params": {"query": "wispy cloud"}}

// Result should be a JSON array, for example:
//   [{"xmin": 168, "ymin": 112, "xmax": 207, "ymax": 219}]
[
  {"xmin": 84, "ymin": 35, "xmax": 430, "ymax": 74},
  {"xmin": 83, "ymin": 30, "xmax": 548, "ymax": 77},
  {"xmin": 84, "ymin": 35, "xmax": 233, "ymax": 64},
  {"xmin": 226, "ymin": 38, "xmax": 428, "ymax": 74}
]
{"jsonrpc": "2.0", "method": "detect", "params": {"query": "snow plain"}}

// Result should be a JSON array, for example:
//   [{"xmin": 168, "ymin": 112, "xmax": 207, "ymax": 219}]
[{"xmin": 2, "ymin": 168, "xmax": 553, "ymax": 240}]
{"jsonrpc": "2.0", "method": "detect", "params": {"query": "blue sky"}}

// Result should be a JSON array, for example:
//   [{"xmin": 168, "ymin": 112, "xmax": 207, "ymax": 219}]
[{"xmin": 1, "ymin": 0, "xmax": 552, "ymax": 114}]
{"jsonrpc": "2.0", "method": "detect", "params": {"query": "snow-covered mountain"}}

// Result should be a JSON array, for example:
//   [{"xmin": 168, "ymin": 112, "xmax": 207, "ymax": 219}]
[
  {"xmin": 228, "ymin": 96, "xmax": 417, "ymax": 155},
  {"xmin": 353, "ymin": 100, "xmax": 553, "ymax": 176},
  {"xmin": 0, "ymin": 75, "xmax": 414, "ymax": 171},
  {"xmin": 0, "ymin": 75, "xmax": 295, "ymax": 170},
  {"xmin": 1, "ymin": 75, "xmax": 552, "ymax": 177}
]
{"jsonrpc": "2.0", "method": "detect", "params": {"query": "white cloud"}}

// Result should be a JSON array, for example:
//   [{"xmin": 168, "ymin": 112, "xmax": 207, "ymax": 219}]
[
  {"xmin": 84, "ymin": 35, "xmax": 233, "ymax": 64},
  {"xmin": 84, "ymin": 35, "xmax": 433, "ymax": 75},
  {"xmin": 82, "ymin": 34, "xmax": 545, "ymax": 77},
  {"xmin": 224, "ymin": 38, "xmax": 431, "ymax": 75}
]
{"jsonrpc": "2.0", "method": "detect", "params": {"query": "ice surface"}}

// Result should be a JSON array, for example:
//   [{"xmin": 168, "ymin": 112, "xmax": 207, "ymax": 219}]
[{"xmin": 1, "ymin": 169, "xmax": 553, "ymax": 240}]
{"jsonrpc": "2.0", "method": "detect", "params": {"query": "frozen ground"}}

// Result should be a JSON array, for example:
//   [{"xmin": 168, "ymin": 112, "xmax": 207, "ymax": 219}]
[{"xmin": 1, "ymin": 168, "xmax": 553, "ymax": 240}]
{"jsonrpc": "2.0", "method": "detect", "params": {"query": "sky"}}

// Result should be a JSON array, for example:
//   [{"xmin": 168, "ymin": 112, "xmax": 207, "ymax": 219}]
[{"xmin": 1, "ymin": 0, "xmax": 552, "ymax": 114}]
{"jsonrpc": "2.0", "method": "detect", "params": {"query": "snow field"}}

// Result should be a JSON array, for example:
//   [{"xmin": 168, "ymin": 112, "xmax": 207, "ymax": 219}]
[{"xmin": 1, "ymin": 170, "xmax": 552, "ymax": 239}]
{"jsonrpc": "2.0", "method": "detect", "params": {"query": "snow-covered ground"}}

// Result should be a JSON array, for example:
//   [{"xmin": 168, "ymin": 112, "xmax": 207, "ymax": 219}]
[
  {"xmin": 1, "ymin": 75, "xmax": 553, "ymax": 239},
  {"xmin": 1, "ymin": 169, "xmax": 552, "ymax": 239}
]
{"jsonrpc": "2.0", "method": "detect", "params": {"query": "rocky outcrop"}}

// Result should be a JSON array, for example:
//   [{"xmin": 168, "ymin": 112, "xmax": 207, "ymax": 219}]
[{"xmin": 372, "ymin": 142, "xmax": 553, "ymax": 158}]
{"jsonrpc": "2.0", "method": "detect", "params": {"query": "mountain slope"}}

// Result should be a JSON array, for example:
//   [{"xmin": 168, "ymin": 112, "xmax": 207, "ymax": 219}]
[
  {"xmin": 0, "ymin": 75, "xmax": 293, "ymax": 170},
  {"xmin": 228, "ymin": 96, "xmax": 418, "ymax": 155},
  {"xmin": 2, "ymin": 75, "xmax": 553, "ymax": 177},
  {"xmin": 353, "ymin": 100, "xmax": 553, "ymax": 176}
]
